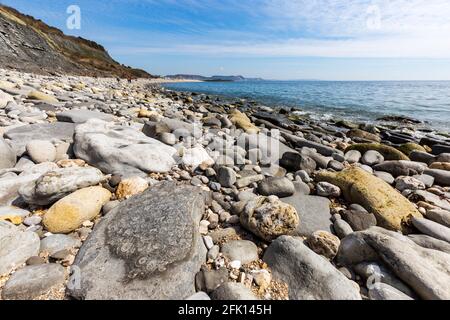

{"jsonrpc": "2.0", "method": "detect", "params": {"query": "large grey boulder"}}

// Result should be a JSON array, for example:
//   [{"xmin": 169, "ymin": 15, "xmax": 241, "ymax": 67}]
[
  {"xmin": 211, "ymin": 283, "xmax": 258, "ymax": 300},
  {"xmin": 67, "ymin": 182, "xmax": 207, "ymax": 300},
  {"xmin": 56, "ymin": 110, "xmax": 115, "ymax": 123},
  {"xmin": 4, "ymin": 122, "xmax": 75, "ymax": 156},
  {"xmin": 411, "ymin": 217, "xmax": 450, "ymax": 243},
  {"xmin": 1, "ymin": 264, "xmax": 65, "ymax": 300},
  {"xmin": 264, "ymin": 236, "xmax": 361, "ymax": 300},
  {"xmin": 0, "ymin": 221, "xmax": 40, "ymax": 276},
  {"xmin": 373, "ymin": 161, "xmax": 427, "ymax": 177},
  {"xmin": 424, "ymin": 169, "xmax": 450, "ymax": 187},
  {"xmin": 19, "ymin": 166, "xmax": 107, "ymax": 206},
  {"xmin": 0, "ymin": 138, "xmax": 16, "ymax": 169},
  {"xmin": 73, "ymin": 119, "xmax": 176, "ymax": 177}
]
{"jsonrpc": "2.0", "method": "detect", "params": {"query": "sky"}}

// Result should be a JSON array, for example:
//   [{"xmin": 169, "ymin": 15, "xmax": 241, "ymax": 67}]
[{"xmin": 2, "ymin": 0, "xmax": 450, "ymax": 80}]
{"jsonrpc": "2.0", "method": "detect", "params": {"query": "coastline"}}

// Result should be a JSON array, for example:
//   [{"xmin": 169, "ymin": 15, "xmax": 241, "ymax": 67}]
[{"xmin": 1, "ymin": 69, "xmax": 450, "ymax": 300}]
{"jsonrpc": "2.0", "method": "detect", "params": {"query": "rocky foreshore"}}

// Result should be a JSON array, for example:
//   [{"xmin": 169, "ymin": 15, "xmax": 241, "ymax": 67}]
[{"xmin": 1, "ymin": 68, "xmax": 450, "ymax": 300}]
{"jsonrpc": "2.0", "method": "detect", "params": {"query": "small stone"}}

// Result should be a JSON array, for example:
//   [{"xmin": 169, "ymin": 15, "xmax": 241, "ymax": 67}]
[
  {"xmin": 361, "ymin": 150, "xmax": 384, "ymax": 166},
  {"xmin": 333, "ymin": 219, "xmax": 354, "ymax": 239},
  {"xmin": 251, "ymin": 269, "xmax": 271, "ymax": 288},
  {"xmin": 306, "ymin": 230, "xmax": 341, "ymax": 260},
  {"xmin": 199, "ymin": 220, "xmax": 210, "ymax": 235},
  {"xmin": 395, "ymin": 176, "xmax": 426, "ymax": 192},
  {"xmin": 221, "ymin": 240, "xmax": 259, "ymax": 264},
  {"xmin": 230, "ymin": 260, "xmax": 242, "ymax": 269},
  {"xmin": 217, "ymin": 167, "xmax": 236, "ymax": 188},
  {"xmin": 345, "ymin": 150, "xmax": 362, "ymax": 164},
  {"xmin": 115, "ymin": 177, "xmax": 149, "ymax": 200},
  {"xmin": 26, "ymin": 140, "xmax": 56, "ymax": 163},
  {"xmin": 257, "ymin": 177, "xmax": 295, "ymax": 197},
  {"xmin": 207, "ymin": 245, "xmax": 220, "ymax": 260},
  {"xmin": 23, "ymin": 215, "xmax": 42, "ymax": 226},
  {"xmin": 203, "ymin": 236, "xmax": 214, "ymax": 250},
  {"xmin": 316, "ymin": 182, "xmax": 341, "ymax": 197},
  {"xmin": 26, "ymin": 256, "xmax": 45, "ymax": 266}
]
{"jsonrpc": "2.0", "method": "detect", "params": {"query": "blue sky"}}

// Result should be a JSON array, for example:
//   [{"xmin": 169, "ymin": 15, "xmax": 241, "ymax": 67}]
[{"xmin": 3, "ymin": 0, "xmax": 450, "ymax": 80}]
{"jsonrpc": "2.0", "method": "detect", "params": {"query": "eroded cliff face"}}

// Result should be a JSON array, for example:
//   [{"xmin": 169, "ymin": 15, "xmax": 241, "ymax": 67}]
[{"xmin": 0, "ymin": 5, "xmax": 153, "ymax": 78}]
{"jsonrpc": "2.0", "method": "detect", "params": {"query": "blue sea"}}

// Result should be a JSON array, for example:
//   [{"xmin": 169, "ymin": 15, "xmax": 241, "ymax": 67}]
[{"xmin": 163, "ymin": 81, "xmax": 450, "ymax": 132}]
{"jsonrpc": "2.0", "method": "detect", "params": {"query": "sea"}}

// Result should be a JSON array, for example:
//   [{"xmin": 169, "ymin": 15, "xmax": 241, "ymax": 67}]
[{"xmin": 163, "ymin": 80, "xmax": 450, "ymax": 132}]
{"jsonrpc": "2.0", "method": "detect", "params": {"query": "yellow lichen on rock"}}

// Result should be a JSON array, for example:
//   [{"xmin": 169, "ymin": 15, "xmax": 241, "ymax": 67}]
[
  {"xmin": 115, "ymin": 177, "xmax": 149, "ymax": 200},
  {"xmin": 396, "ymin": 143, "xmax": 427, "ymax": 156},
  {"xmin": 229, "ymin": 110, "xmax": 260, "ymax": 134},
  {"xmin": 316, "ymin": 167, "xmax": 422, "ymax": 233},
  {"xmin": 27, "ymin": 90, "xmax": 58, "ymax": 103},
  {"xmin": 43, "ymin": 186, "xmax": 111, "ymax": 233}
]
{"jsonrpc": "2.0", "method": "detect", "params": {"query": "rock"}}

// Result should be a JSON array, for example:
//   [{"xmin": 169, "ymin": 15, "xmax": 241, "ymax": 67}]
[
  {"xmin": 0, "ymin": 206, "xmax": 29, "ymax": 224},
  {"xmin": 316, "ymin": 182, "xmax": 341, "ymax": 197},
  {"xmin": 280, "ymin": 152, "xmax": 316, "ymax": 174},
  {"xmin": 328, "ymin": 160, "xmax": 344, "ymax": 171},
  {"xmin": 408, "ymin": 234, "xmax": 450, "ymax": 254},
  {"xmin": 4, "ymin": 123, "xmax": 75, "ymax": 156},
  {"xmin": 410, "ymin": 151, "xmax": 436, "ymax": 164},
  {"xmin": 221, "ymin": 240, "xmax": 259, "ymax": 264},
  {"xmin": 257, "ymin": 177, "xmax": 295, "ymax": 197},
  {"xmin": 229, "ymin": 110, "xmax": 259, "ymax": 134},
  {"xmin": 68, "ymin": 182, "xmax": 207, "ymax": 300},
  {"xmin": 424, "ymin": 169, "xmax": 450, "ymax": 187},
  {"xmin": 361, "ymin": 150, "xmax": 384, "ymax": 166},
  {"xmin": 347, "ymin": 129, "xmax": 381, "ymax": 143},
  {"xmin": 368, "ymin": 283, "xmax": 414, "ymax": 300},
  {"xmin": 342, "ymin": 209, "xmax": 377, "ymax": 231},
  {"xmin": 217, "ymin": 167, "xmax": 236, "ymax": 188},
  {"xmin": 373, "ymin": 160, "xmax": 427, "ymax": 177},
  {"xmin": 306, "ymin": 230, "xmax": 340, "ymax": 260},
  {"xmin": 43, "ymin": 186, "xmax": 111, "ymax": 234},
  {"xmin": 209, "ymin": 227, "xmax": 238, "ymax": 244},
  {"xmin": 360, "ymin": 227, "xmax": 450, "ymax": 300},
  {"xmin": 282, "ymin": 132, "xmax": 342, "ymax": 157},
  {"xmin": 344, "ymin": 150, "xmax": 362, "ymax": 164},
  {"xmin": 409, "ymin": 190, "xmax": 450, "ymax": 211},
  {"xmin": 425, "ymin": 209, "xmax": 450, "ymax": 228},
  {"xmin": 25, "ymin": 140, "xmax": 56, "ymax": 164},
  {"xmin": 115, "ymin": 177, "xmax": 148, "ymax": 200},
  {"xmin": 1, "ymin": 264, "xmax": 65, "ymax": 300},
  {"xmin": 411, "ymin": 217, "xmax": 450, "ymax": 243},
  {"xmin": 373, "ymin": 171, "xmax": 395, "ymax": 184},
  {"xmin": 395, "ymin": 176, "xmax": 426, "ymax": 192},
  {"xmin": 0, "ymin": 138, "xmax": 16, "ymax": 169},
  {"xmin": 0, "ymin": 89, "xmax": 14, "ymax": 108},
  {"xmin": 397, "ymin": 143, "xmax": 427, "ymax": 157},
  {"xmin": 0, "ymin": 221, "xmax": 40, "ymax": 275},
  {"xmin": 337, "ymin": 231, "xmax": 380, "ymax": 266},
  {"xmin": 211, "ymin": 283, "xmax": 258, "ymax": 300},
  {"xmin": 40, "ymin": 234, "xmax": 81, "ymax": 256},
  {"xmin": 346, "ymin": 143, "xmax": 409, "ymax": 161},
  {"xmin": 27, "ymin": 90, "xmax": 58, "ymax": 103},
  {"xmin": 301, "ymin": 148, "xmax": 331, "ymax": 168},
  {"xmin": 56, "ymin": 110, "xmax": 115, "ymax": 123},
  {"xmin": 282, "ymin": 190, "xmax": 333, "ymax": 237},
  {"xmin": 19, "ymin": 166, "xmax": 107, "ymax": 206},
  {"xmin": 333, "ymin": 219, "xmax": 354, "ymax": 239},
  {"xmin": 73, "ymin": 119, "xmax": 176, "ymax": 177},
  {"xmin": 316, "ymin": 167, "xmax": 422, "ymax": 232},
  {"xmin": 430, "ymin": 162, "xmax": 450, "ymax": 171},
  {"xmin": 354, "ymin": 262, "xmax": 415, "ymax": 297},
  {"xmin": 159, "ymin": 132, "xmax": 176, "ymax": 145},
  {"xmin": 186, "ymin": 292, "xmax": 211, "ymax": 300},
  {"xmin": 181, "ymin": 147, "xmax": 214, "ymax": 170},
  {"xmin": 235, "ymin": 174, "xmax": 264, "ymax": 189},
  {"xmin": 264, "ymin": 236, "xmax": 361, "ymax": 300},
  {"xmin": 241, "ymin": 196, "xmax": 299, "ymax": 241}
]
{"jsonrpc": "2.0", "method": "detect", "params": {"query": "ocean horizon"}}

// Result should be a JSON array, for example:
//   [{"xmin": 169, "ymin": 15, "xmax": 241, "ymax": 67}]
[{"xmin": 164, "ymin": 80, "xmax": 450, "ymax": 132}]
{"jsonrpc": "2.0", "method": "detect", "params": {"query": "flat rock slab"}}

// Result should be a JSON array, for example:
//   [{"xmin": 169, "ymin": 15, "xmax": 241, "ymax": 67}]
[
  {"xmin": 4, "ymin": 122, "xmax": 75, "ymax": 156},
  {"xmin": 56, "ymin": 110, "xmax": 116, "ymax": 123},
  {"xmin": 282, "ymin": 192, "xmax": 332, "ymax": 236},
  {"xmin": 68, "ymin": 182, "xmax": 207, "ymax": 300}
]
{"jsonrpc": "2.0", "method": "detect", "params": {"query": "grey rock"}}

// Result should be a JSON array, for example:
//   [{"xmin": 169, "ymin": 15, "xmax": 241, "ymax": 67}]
[
  {"xmin": 280, "ymin": 152, "xmax": 316, "ymax": 173},
  {"xmin": 368, "ymin": 283, "xmax": 414, "ymax": 300},
  {"xmin": 264, "ymin": 236, "xmax": 361, "ymax": 300},
  {"xmin": 345, "ymin": 150, "xmax": 362, "ymax": 164},
  {"xmin": 158, "ymin": 132, "xmax": 176, "ymax": 145},
  {"xmin": 316, "ymin": 181, "xmax": 341, "ymax": 197},
  {"xmin": 257, "ymin": 177, "xmax": 295, "ymax": 197},
  {"xmin": 424, "ymin": 169, "xmax": 450, "ymax": 187},
  {"xmin": 413, "ymin": 174, "xmax": 435, "ymax": 188},
  {"xmin": 0, "ymin": 221, "xmax": 40, "ymax": 276},
  {"xmin": 73, "ymin": 119, "xmax": 176, "ymax": 178},
  {"xmin": 56, "ymin": 110, "xmax": 115, "ymax": 123},
  {"xmin": 301, "ymin": 148, "xmax": 331, "ymax": 168},
  {"xmin": 342, "ymin": 209, "xmax": 377, "ymax": 231},
  {"xmin": 410, "ymin": 151, "xmax": 436, "ymax": 165},
  {"xmin": 197, "ymin": 267, "xmax": 229, "ymax": 293},
  {"xmin": 333, "ymin": 219, "xmax": 354, "ymax": 239},
  {"xmin": 411, "ymin": 217, "xmax": 450, "ymax": 243},
  {"xmin": 409, "ymin": 190, "xmax": 450, "ymax": 211},
  {"xmin": 0, "ymin": 206, "xmax": 30, "ymax": 220},
  {"xmin": 373, "ymin": 171, "xmax": 395, "ymax": 184},
  {"xmin": 328, "ymin": 160, "xmax": 344, "ymax": 171},
  {"xmin": 408, "ymin": 234, "xmax": 450, "ymax": 254},
  {"xmin": 217, "ymin": 167, "xmax": 236, "ymax": 188},
  {"xmin": 68, "ymin": 182, "xmax": 207, "ymax": 300},
  {"xmin": 361, "ymin": 150, "xmax": 384, "ymax": 166},
  {"xmin": 373, "ymin": 160, "xmax": 427, "ymax": 177},
  {"xmin": 40, "ymin": 234, "xmax": 81, "ymax": 256},
  {"xmin": 425, "ymin": 209, "xmax": 450, "ymax": 228},
  {"xmin": 282, "ymin": 192, "xmax": 333, "ymax": 237},
  {"xmin": 19, "ymin": 166, "xmax": 107, "ymax": 205},
  {"xmin": 361, "ymin": 227, "xmax": 450, "ymax": 300},
  {"xmin": 25, "ymin": 140, "xmax": 56, "ymax": 163},
  {"xmin": 395, "ymin": 176, "xmax": 425, "ymax": 192},
  {"xmin": 221, "ymin": 240, "xmax": 259, "ymax": 264},
  {"xmin": 211, "ymin": 283, "xmax": 258, "ymax": 300},
  {"xmin": 1, "ymin": 264, "xmax": 65, "ymax": 300},
  {"xmin": 186, "ymin": 291, "xmax": 211, "ymax": 300},
  {"xmin": 235, "ymin": 174, "xmax": 264, "ymax": 189},
  {"xmin": 4, "ymin": 122, "xmax": 75, "ymax": 156},
  {"xmin": 282, "ymin": 132, "xmax": 342, "ymax": 157},
  {"xmin": 0, "ymin": 137, "xmax": 16, "ymax": 169}
]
